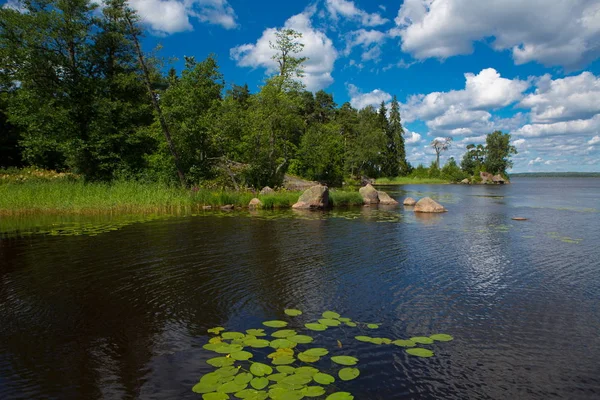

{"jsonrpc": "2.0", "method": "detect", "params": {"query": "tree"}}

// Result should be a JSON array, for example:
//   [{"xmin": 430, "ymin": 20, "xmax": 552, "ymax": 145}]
[
  {"xmin": 430, "ymin": 137, "xmax": 452, "ymax": 168},
  {"xmin": 484, "ymin": 130, "xmax": 517, "ymax": 175},
  {"xmin": 270, "ymin": 28, "xmax": 307, "ymax": 90},
  {"xmin": 460, "ymin": 143, "xmax": 485, "ymax": 175},
  {"xmin": 385, "ymin": 95, "xmax": 408, "ymax": 176}
]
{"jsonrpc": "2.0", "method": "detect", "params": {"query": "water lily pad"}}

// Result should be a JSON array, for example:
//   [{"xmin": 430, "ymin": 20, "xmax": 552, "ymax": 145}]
[
  {"xmin": 214, "ymin": 344, "xmax": 244, "ymax": 354},
  {"xmin": 282, "ymin": 374, "xmax": 312, "ymax": 386},
  {"xmin": 302, "ymin": 386, "xmax": 326, "ymax": 397},
  {"xmin": 246, "ymin": 329, "xmax": 266, "ymax": 337},
  {"xmin": 250, "ymin": 362, "xmax": 273, "ymax": 377},
  {"xmin": 222, "ymin": 332, "xmax": 245, "ymax": 340},
  {"xmin": 271, "ymin": 356, "xmax": 296, "ymax": 365},
  {"xmin": 208, "ymin": 327, "xmax": 225, "ymax": 334},
  {"xmin": 410, "ymin": 336, "xmax": 434, "ymax": 344},
  {"xmin": 269, "ymin": 348, "xmax": 295, "ymax": 359},
  {"xmin": 338, "ymin": 317, "xmax": 351, "ymax": 323},
  {"xmin": 345, "ymin": 322, "xmax": 357, "ymax": 327},
  {"xmin": 234, "ymin": 372, "xmax": 253, "ymax": 385},
  {"xmin": 270, "ymin": 339, "xmax": 296, "ymax": 349},
  {"xmin": 392, "ymin": 339, "xmax": 416, "ymax": 347},
  {"xmin": 313, "ymin": 372, "xmax": 335, "ymax": 385},
  {"xmin": 367, "ymin": 324, "xmax": 380, "ymax": 329},
  {"xmin": 207, "ymin": 356, "xmax": 235, "ymax": 367},
  {"xmin": 209, "ymin": 337, "xmax": 223, "ymax": 344},
  {"xmin": 235, "ymin": 388, "xmax": 268, "ymax": 399},
  {"xmin": 202, "ymin": 393, "xmax": 229, "ymax": 400},
  {"xmin": 354, "ymin": 336, "xmax": 373, "ymax": 343},
  {"xmin": 246, "ymin": 339, "xmax": 270, "ymax": 348},
  {"xmin": 276, "ymin": 366, "xmax": 296, "ymax": 374},
  {"xmin": 303, "ymin": 348, "xmax": 329, "ymax": 357},
  {"xmin": 430, "ymin": 334, "xmax": 454, "ymax": 342},
  {"xmin": 231, "ymin": 351, "xmax": 253, "ymax": 361},
  {"xmin": 272, "ymin": 330, "xmax": 297, "ymax": 338},
  {"xmin": 288, "ymin": 335, "xmax": 313, "ymax": 344},
  {"xmin": 263, "ymin": 320, "xmax": 288, "ymax": 328},
  {"xmin": 269, "ymin": 387, "xmax": 304, "ymax": 400},
  {"xmin": 284, "ymin": 309, "xmax": 303, "ymax": 317},
  {"xmin": 406, "ymin": 348, "xmax": 435, "ymax": 357},
  {"xmin": 298, "ymin": 352, "xmax": 320, "ymax": 363},
  {"xmin": 215, "ymin": 366, "xmax": 240, "ymax": 377},
  {"xmin": 330, "ymin": 355, "xmax": 358, "ymax": 366},
  {"xmin": 338, "ymin": 368, "xmax": 360, "ymax": 381},
  {"xmin": 192, "ymin": 381, "xmax": 219, "ymax": 394},
  {"xmin": 217, "ymin": 381, "xmax": 247, "ymax": 393},
  {"xmin": 305, "ymin": 323, "xmax": 327, "ymax": 331},
  {"xmin": 326, "ymin": 392, "xmax": 354, "ymax": 400},
  {"xmin": 322, "ymin": 311, "xmax": 341, "ymax": 319},
  {"xmin": 318, "ymin": 318, "xmax": 341, "ymax": 327},
  {"xmin": 250, "ymin": 377, "xmax": 269, "ymax": 390}
]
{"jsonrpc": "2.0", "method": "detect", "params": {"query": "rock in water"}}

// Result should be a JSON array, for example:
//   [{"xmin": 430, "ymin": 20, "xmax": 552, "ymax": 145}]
[
  {"xmin": 248, "ymin": 198, "xmax": 262, "ymax": 209},
  {"xmin": 480, "ymin": 171, "xmax": 494, "ymax": 184},
  {"xmin": 292, "ymin": 185, "xmax": 330, "ymax": 210},
  {"xmin": 359, "ymin": 184, "xmax": 379, "ymax": 204},
  {"xmin": 461, "ymin": 178, "xmax": 470, "ymax": 184},
  {"xmin": 377, "ymin": 191, "xmax": 399, "ymax": 205},
  {"xmin": 259, "ymin": 186, "xmax": 275, "ymax": 195},
  {"xmin": 403, "ymin": 197, "xmax": 417, "ymax": 206},
  {"xmin": 414, "ymin": 197, "xmax": 447, "ymax": 213},
  {"xmin": 492, "ymin": 174, "xmax": 506, "ymax": 184}
]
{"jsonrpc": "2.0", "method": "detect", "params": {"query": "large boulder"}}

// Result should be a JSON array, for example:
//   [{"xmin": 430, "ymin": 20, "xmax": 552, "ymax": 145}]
[
  {"xmin": 414, "ymin": 197, "xmax": 447, "ymax": 213},
  {"xmin": 259, "ymin": 186, "xmax": 275, "ymax": 195},
  {"xmin": 480, "ymin": 171, "xmax": 494, "ymax": 184},
  {"xmin": 461, "ymin": 178, "xmax": 470, "ymax": 184},
  {"xmin": 283, "ymin": 175, "xmax": 319, "ymax": 191},
  {"xmin": 403, "ymin": 197, "xmax": 417, "ymax": 206},
  {"xmin": 292, "ymin": 185, "xmax": 330, "ymax": 210},
  {"xmin": 377, "ymin": 190, "xmax": 399, "ymax": 205},
  {"xmin": 248, "ymin": 198, "xmax": 262, "ymax": 209},
  {"xmin": 492, "ymin": 174, "xmax": 506, "ymax": 184},
  {"xmin": 359, "ymin": 184, "xmax": 380, "ymax": 204}
]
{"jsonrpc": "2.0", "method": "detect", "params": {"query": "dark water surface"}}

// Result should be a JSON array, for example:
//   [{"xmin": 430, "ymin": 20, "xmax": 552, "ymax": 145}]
[{"xmin": 1, "ymin": 178, "xmax": 599, "ymax": 399}]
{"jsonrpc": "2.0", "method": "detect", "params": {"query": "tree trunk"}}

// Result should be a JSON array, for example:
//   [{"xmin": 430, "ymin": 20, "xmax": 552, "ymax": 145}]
[{"xmin": 124, "ymin": 11, "xmax": 186, "ymax": 187}]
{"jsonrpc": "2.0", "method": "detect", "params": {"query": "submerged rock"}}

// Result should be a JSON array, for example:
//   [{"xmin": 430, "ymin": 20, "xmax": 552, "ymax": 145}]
[
  {"xmin": 414, "ymin": 197, "xmax": 447, "ymax": 213},
  {"xmin": 259, "ymin": 186, "xmax": 275, "ymax": 195},
  {"xmin": 359, "ymin": 184, "xmax": 379, "ymax": 204},
  {"xmin": 292, "ymin": 184, "xmax": 330, "ymax": 210},
  {"xmin": 248, "ymin": 198, "xmax": 262, "ymax": 209},
  {"xmin": 403, "ymin": 197, "xmax": 417, "ymax": 206},
  {"xmin": 377, "ymin": 190, "xmax": 399, "ymax": 205}
]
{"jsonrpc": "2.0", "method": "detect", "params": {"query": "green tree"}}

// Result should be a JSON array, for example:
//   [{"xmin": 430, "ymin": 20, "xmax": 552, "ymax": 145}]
[
  {"xmin": 295, "ymin": 122, "xmax": 344, "ymax": 186},
  {"xmin": 430, "ymin": 137, "xmax": 452, "ymax": 168},
  {"xmin": 383, "ymin": 95, "xmax": 408, "ymax": 176},
  {"xmin": 484, "ymin": 130, "xmax": 517, "ymax": 175},
  {"xmin": 460, "ymin": 143, "xmax": 485, "ymax": 175}
]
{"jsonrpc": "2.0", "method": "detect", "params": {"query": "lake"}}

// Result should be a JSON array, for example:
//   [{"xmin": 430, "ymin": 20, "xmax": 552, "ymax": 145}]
[{"xmin": 1, "ymin": 177, "xmax": 599, "ymax": 399}]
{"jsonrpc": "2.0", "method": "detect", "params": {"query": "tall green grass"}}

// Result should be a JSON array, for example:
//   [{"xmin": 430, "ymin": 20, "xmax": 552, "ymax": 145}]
[
  {"xmin": 329, "ymin": 190, "xmax": 364, "ymax": 206},
  {"xmin": 374, "ymin": 177, "xmax": 450, "ymax": 185}
]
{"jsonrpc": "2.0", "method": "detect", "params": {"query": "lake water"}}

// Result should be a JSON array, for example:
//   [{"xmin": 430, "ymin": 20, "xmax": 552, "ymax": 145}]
[{"xmin": 1, "ymin": 178, "xmax": 599, "ymax": 399}]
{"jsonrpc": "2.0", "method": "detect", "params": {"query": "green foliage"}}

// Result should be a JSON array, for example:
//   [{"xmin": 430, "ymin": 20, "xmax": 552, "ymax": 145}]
[
  {"xmin": 484, "ymin": 130, "xmax": 517, "ymax": 174},
  {"xmin": 440, "ymin": 157, "xmax": 468, "ymax": 182},
  {"xmin": 295, "ymin": 123, "xmax": 344, "ymax": 186}
]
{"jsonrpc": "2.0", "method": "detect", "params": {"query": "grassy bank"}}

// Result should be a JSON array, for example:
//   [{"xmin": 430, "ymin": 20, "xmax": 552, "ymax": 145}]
[
  {"xmin": 0, "ymin": 179, "xmax": 364, "ymax": 216},
  {"xmin": 374, "ymin": 177, "xmax": 451, "ymax": 185}
]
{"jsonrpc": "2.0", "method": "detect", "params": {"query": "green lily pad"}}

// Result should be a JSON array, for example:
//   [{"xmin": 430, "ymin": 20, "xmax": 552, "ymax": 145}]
[
  {"xmin": 392, "ymin": 339, "xmax": 416, "ymax": 347},
  {"xmin": 202, "ymin": 393, "xmax": 229, "ymax": 400},
  {"xmin": 338, "ymin": 367, "xmax": 360, "ymax": 381},
  {"xmin": 305, "ymin": 323, "xmax": 327, "ymax": 331},
  {"xmin": 235, "ymin": 388, "xmax": 268, "ymax": 399},
  {"xmin": 318, "ymin": 318, "xmax": 341, "ymax": 327},
  {"xmin": 270, "ymin": 339, "xmax": 296, "ymax": 349},
  {"xmin": 267, "ymin": 373, "xmax": 289, "ymax": 382},
  {"xmin": 208, "ymin": 327, "xmax": 226, "ymax": 334},
  {"xmin": 298, "ymin": 352, "xmax": 320, "ymax": 363},
  {"xmin": 214, "ymin": 344, "xmax": 244, "ymax": 354},
  {"xmin": 295, "ymin": 366, "xmax": 319, "ymax": 376},
  {"xmin": 354, "ymin": 336, "xmax": 373, "ymax": 343},
  {"xmin": 322, "ymin": 311, "xmax": 341, "ymax": 319},
  {"xmin": 268, "ymin": 348, "xmax": 294, "ymax": 359},
  {"xmin": 345, "ymin": 322, "xmax": 357, "ymax": 327},
  {"xmin": 430, "ymin": 334, "xmax": 454, "ymax": 342},
  {"xmin": 231, "ymin": 351, "xmax": 253, "ymax": 361},
  {"xmin": 330, "ymin": 355, "xmax": 358, "ymax": 366},
  {"xmin": 303, "ymin": 348, "xmax": 329, "ymax": 357},
  {"xmin": 246, "ymin": 329, "xmax": 266, "ymax": 337},
  {"xmin": 282, "ymin": 374, "xmax": 312, "ymax": 386},
  {"xmin": 250, "ymin": 377, "xmax": 269, "ymax": 390},
  {"xmin": 250, "ymin": 363, "xmax": 273, "ymax": 377},
  {"xmin": 326, "ymin": 392, "xmax": 354, "ymax": 400},
  {"xmin": 215, "ymin": 366, "xmax": 240, "ymax": 377},
  {"xmin": 410, "ymin": 336, "xmax": 434, "ymax": 344},
  {"xmin": 313, "ymin": 372, "xmax": 335, "ymax": 385},
  {"xmin": 217, "ymin": 380, "xmax": 247, "ymax": 393},
  {"xmin": 367, "ymin": 324, "xmax": 380, "ymax": 329},
  {"xmin": 192, "ymin": 381, "xmax": 219, "ymax": 394},
  {"xmin": 276, "ymin": 366, "xmax": 296, "ymax": 374},
  {"xmin": 268, "ymin": 387, "xmax": 305, "ymax": 400},
  {"xmin": 263, "ymin": 320, "xmax": 288, "ymax": 328},
  {"xmin": 288, "ymin": 335, "xmax": 313, "ymax": 344},
  {"xmin": 272, "ymin": 330, "xmax": 297, "ymax": 338},
  {"xmin": 234, "ymin": 372, "xmax": 253, "ymax": 385},
  {"xmin": 222, "ymin": 332, "xmax": 245, "ymax": 340},
  {"xmin": 338, "ymin": 317, "xmax": 351, "ymax": 323},
  {"xmin": 206, "ymin": 356, "xmax": 235, "ymax": 367},
  {"xmin": 302, "ymin": 386, "xmax": 326, "ymax": 397},
  {"xmin": 271, "ymin": 356, "xmax": 295, "ymax": 365},
  {"xmin": 246, "ymin": 339, "xmax": 270, "ymax": 348},
  {"xmin": 406, "ymin": 348, "xmax": 435, "ymax": 357},
  {"xmin": 284, "ymin": 309, "xmax": 303, "ymax": 317}
]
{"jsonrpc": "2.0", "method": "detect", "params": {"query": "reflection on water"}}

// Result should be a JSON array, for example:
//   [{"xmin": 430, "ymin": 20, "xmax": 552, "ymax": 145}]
[{"xmin": 0, "ymin": 178, "xmax": 599, "ymax": 399}]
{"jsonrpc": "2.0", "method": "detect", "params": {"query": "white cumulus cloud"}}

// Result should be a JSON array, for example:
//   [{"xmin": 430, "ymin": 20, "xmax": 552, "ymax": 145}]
[
  {"xmin": 326, "ymin": 0, "xmax": 389, "ymax": 27},
  {"xmin": 588, "ymin": 135, "xmax": 600, "ymax": 145},
  {"xmin": 344, "ymin": 29, "xmax": 387, "ymax": 62},
  {"xmin": 230, "ymin": 9, "xmax": 338, "ymax": 91},
  {"xmin": 513, "ymin": 114, "xmax": 600, "ymax": 138},
  {"xmin": 391, "ymin": 0, "xmax": 600, "ymax": 70},
  {"xmin": 346, "ymin": 83, "xmax": 392, "ymax": 109}
]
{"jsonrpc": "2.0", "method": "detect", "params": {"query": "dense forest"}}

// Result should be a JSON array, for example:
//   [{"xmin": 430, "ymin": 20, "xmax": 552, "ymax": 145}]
[{"xmin": 0, "ymin": 0, "xmax": 516, "ymax": 188}]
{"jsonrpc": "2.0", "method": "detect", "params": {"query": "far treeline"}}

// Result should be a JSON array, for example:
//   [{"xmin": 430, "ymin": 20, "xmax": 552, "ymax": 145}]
[{"xmin": 0, "ymin": 0, "xmax": 517, "ymax": 188}]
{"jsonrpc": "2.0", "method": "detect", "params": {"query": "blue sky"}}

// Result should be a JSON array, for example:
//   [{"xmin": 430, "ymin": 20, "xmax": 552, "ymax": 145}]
[{"xmin": 6, "ymin": 0, "xmax": 600, "ymax": 172}]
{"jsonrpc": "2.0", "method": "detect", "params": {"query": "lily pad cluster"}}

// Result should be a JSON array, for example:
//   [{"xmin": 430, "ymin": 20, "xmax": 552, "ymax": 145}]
[{"xmin": 194, "ymin": 309, "xmax": 454, "ymax": 399}]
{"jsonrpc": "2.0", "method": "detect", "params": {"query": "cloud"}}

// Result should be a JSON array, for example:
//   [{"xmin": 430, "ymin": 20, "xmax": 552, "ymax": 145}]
[
  {"xmin": 346, "ymin": 83, "xmax": 392, "ymax": 109},
  {"xmin": 344, "ymin": 29, "xmax": 387, "ymax": 62},
  {"xmin": 391, "ymin": 0, "xmax": 600, "ymax": 69},
  {"xmin": 326, "ymin": 0, "xmax": 389, "ymax": 27},
  {"xmin": 588, "ymin": 135, "xmax": 600, "ymax": 145},
  {"xmin": 405, "ymin": 131, "xmax": 423, "ymax": 145},
  {"xmin": 129, "ymin": 0, "xmax": 237, "ymax": 34},
  {"xmin": 528, "ymin": 157, "xmax": 544, "ymax": 166},
  {"xmin": 230, "ymin": 9, "xmax": 337, "ymax": 91},
  {"xmin": 518, "ymin": 72, "xmax": 600, "ymax": 123},
  {"xmin": 513, "ymin": 114, "xmax": 600, "ymax": 138}
]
